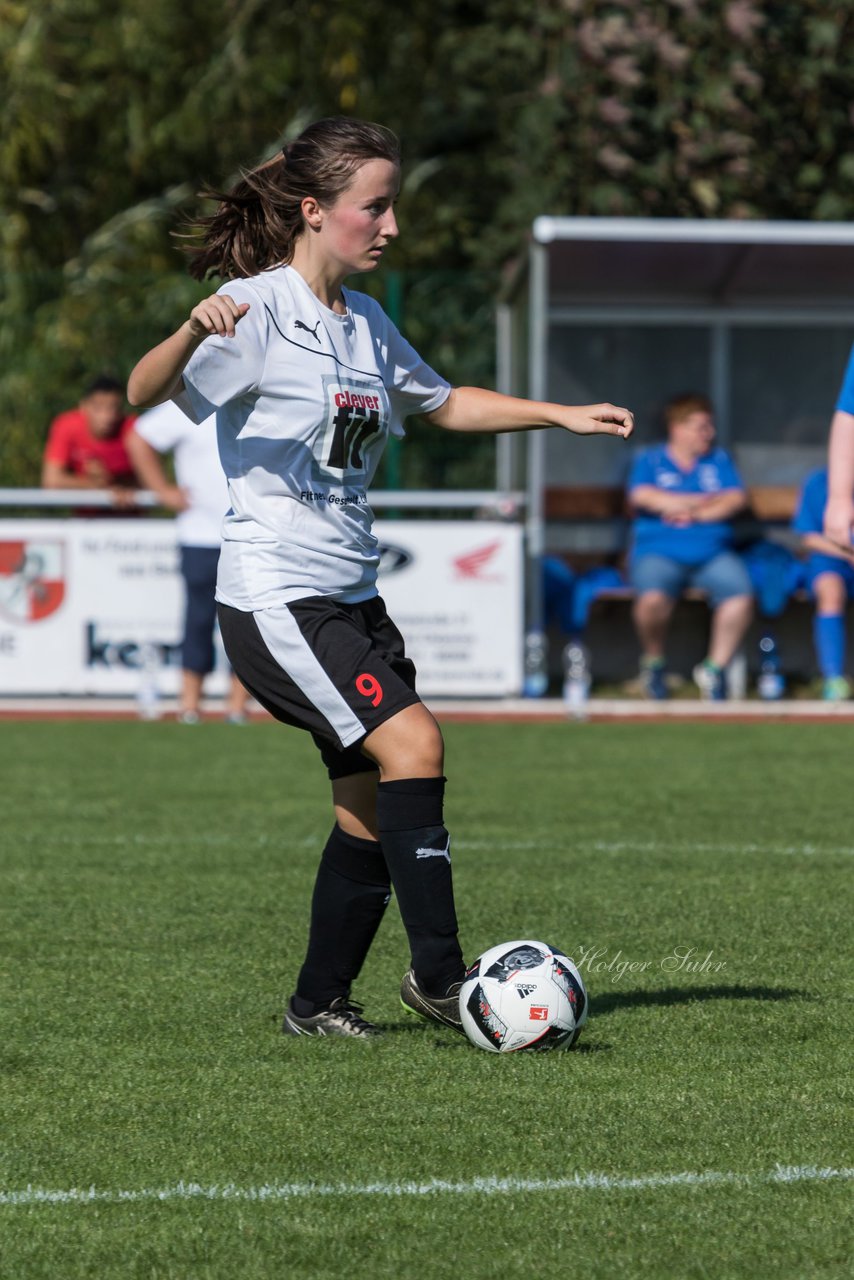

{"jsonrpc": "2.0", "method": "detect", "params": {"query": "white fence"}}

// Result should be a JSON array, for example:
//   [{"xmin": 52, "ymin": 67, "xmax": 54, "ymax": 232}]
[{"xmin": 0, "ymin": 491, "xmax": 525, "ymax": 698}]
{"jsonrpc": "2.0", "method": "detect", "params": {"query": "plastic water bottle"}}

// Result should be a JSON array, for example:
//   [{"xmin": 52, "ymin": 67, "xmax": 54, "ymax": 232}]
[
  {"xmin": 522, "ymin": 630, "xmax": 549, "ymax": 698},
  {"xmin": 562, "ymin": 640, "xmax": 591, "ymax": 720},
  {"xmin": 757, "ymin": 633, "xmax": 785, "ymax": 701},
  {"xmin": 136, "ymin": 641, "xmax": 162, "ymax": 720},
  {"xmin": 726, "ymin": 649, "xmax": 748, "ymax": 701}
]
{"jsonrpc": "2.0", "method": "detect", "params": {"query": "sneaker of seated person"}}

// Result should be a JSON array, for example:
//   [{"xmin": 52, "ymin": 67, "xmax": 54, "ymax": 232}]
[
  {"xmin": 822, "ymin": 675, "xmax": 850, "ymax": 702},
  {"xmin": 640, "ymin": 657, "xmax": 669, "ymax": 700},
  {"xmin": 693, "ymin": 660, "xmax": 726, "ymax": 702}
]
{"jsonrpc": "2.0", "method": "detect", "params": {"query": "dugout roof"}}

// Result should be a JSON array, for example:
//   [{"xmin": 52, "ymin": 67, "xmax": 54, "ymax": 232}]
[{"xmin": 525, "ymin": 217, "xmax": 854, "ymax": 308}]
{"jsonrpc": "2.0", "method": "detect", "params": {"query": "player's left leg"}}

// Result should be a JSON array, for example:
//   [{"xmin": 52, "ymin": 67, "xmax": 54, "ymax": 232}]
[
  {"xmin": 287, "ymin": 763, "xmax": 391, "ymax": 1036},
  {"xmin": 360, "ymin": 705, "xmax": 465, "ymax": 1031}
]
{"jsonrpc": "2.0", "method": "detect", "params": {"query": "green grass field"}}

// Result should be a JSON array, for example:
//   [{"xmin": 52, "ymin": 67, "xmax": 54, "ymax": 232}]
[{"xmin": 2, "ymin": 720, "xmax": 852, "ymax": 1279}]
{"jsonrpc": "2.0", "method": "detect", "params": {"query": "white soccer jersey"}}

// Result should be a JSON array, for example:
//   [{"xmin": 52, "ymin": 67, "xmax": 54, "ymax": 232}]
[
  {"xmin": 175, "ymin": 265, "xmax": 450, "ymax": 610},
  {"xmin": 134, "ymin": 402, "xmax": 227, "ymax": 547}
]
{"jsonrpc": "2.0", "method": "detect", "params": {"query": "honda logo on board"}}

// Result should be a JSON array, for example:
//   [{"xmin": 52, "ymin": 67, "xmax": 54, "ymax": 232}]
[{"xmin": 452, "ymin": 540, "xmax": 502, "ymax": 581}]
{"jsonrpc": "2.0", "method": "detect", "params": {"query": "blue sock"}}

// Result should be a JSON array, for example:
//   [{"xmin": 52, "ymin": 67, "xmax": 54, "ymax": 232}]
[{"xmin": 814, "ymin": 613, "xmax": 846, "ymax": 679}]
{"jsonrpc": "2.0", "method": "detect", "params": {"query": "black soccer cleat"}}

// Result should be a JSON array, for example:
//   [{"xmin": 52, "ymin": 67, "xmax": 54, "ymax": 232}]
[
  {"xmin": 400, "ymin": 968, "xmax": 465, "ymax": 1033},
  {"xmin": 282, "ymin": 996, "xmax": 382, "ymax": 1038}
]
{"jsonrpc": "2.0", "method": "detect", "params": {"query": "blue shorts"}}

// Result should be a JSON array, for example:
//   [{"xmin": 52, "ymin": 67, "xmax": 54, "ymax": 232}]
[
  {"xmin": 630, "ymin": 551, "xmax": 753, "ymax": 608},
  {"xmin": 805, "ymin": 554, "xmax": 854, "ymax": 597},
  {"xmin": 180, "ymin": 545, "xmax": 220, "ymax": 675}
]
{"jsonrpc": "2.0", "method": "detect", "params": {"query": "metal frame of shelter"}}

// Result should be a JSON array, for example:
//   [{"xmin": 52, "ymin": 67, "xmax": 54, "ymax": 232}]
[{"xmin": 495, "ymin": 217, "xmax": 854, "ymax": 635}]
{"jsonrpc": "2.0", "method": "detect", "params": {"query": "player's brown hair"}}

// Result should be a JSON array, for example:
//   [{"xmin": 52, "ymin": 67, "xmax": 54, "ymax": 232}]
[
  {"xmin": 664, "ymin": 393, "xmax": 714, "ymax": 428},
  {"xmin": 184, "ymin": 118, "xmax": 401, "ymax": 281}
]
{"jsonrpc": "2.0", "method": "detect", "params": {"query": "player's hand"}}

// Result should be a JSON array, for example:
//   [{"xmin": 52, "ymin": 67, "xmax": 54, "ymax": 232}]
[
  {"xmin": 187, "ymin": 294, "xmax": 250, "ymax": 340},
  {"xmin": 562, "ymin": 404, "xmax": 634, "ymax": 439},
  {"xmin": 823, "ymin": 496, "xmax": 854, "ymax": 552}
]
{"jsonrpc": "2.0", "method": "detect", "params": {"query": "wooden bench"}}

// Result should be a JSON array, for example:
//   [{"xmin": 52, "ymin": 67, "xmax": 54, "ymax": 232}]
[
  {"xmin": 543, "ymin": 484, "xmax": 823, "ymax": 682},
  {"xmin": 544, "ymin": 484, "xmax": 799, "ymax": 524},
  {"xmin": 545, "ymin": 483, "xmax": 808, "ymax": 600}
]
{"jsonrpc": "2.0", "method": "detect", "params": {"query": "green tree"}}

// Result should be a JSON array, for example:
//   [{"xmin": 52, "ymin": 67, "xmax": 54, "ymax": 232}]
[{"xmin": 2, "ymin": 0, "xmax": 853, "ymax": 487}]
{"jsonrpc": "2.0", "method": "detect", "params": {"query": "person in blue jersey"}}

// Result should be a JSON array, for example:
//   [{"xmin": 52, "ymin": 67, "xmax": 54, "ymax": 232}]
[
  {"xmin": 824, "ymin": 344, "xmax": 854, "ymax": 557},
  {"xmin": 127, "ymin": 117, "xmax": 634, "ymax": 1040},
  {"xmin": 627, "ymin": 393, "xmax": 753, "ymax": 700},
  {"xmin": 796, "ymin": 466, "xmax": 854, "ymax": 700}
]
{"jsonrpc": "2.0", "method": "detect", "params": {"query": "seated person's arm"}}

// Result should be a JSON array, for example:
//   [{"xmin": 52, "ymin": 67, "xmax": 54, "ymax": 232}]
[
  {"xmin": 826, "ymin": 409, "xmax": 854, "ymax": 547},
  {"xmin": 628, "ymin": 484, "xmax": 704, "ymax": 516},
  {"xmin": 801, "ymin": 530, "xmax": 854, "ymax": 564},
  {"xmin": 41, "ymin": 455, "xmax": 110, "ymax": 490},
  {"xmin": 691, "ymin": 488, "xmax": 749, "ymax": 522}
]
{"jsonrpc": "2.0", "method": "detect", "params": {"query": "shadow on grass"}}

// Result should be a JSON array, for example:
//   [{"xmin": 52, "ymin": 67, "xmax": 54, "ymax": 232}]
[
  {"xmin": 380, "ymin": 1021, "xmax": 615, "ymax": 1054},
  {"xmin": 279, "ymin": 985, "xmax": 808, "ymax": 1050},
  {"xmin": 590, "ymin": 983, "xmax": 809, "ymax": 1019}
]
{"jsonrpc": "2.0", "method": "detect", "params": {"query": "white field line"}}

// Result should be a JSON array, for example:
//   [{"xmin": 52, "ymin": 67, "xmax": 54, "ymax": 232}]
[
  {"xmin": 1, "ymin": 1165, "xmax": 851, "ymax": 1208},
  {"xmin": 7, "ymin": 834, "xmax": 854, "ymax": 857}
]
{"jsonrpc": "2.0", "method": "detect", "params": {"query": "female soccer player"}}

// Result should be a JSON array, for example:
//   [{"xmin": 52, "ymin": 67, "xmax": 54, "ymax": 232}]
[{"xmin": 128, "ymin": 117, "xmax": 633, "ymax": 1038}]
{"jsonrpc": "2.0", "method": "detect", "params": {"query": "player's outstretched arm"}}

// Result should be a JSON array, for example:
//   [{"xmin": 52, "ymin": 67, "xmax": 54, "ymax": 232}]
[
  {"xmin": 127, "ymin": 295, "xmax": 250, "ymax": 409},
  {"xmin": 424, "ymin": 387, "xmax": 633, "ymax": 439},
  {"xmin": 825, "ymin": 409, "xmax": 854, "ymax": 549}
]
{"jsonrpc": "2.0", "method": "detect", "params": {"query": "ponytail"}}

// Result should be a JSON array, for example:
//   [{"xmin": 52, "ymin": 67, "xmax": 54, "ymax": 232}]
[{"xmin": 183, "ymin": 117, "xmax": 401, "ymax": 281}]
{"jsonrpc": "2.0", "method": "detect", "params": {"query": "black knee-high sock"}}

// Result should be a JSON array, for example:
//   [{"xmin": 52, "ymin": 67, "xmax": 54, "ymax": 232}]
[
  {"xmin": 375, "ymin": 777, "xmax": 464, "ymax": 997},
  {"xmin": 294, "ymin": 826, "xmax": 391, "ymax": 1011}
]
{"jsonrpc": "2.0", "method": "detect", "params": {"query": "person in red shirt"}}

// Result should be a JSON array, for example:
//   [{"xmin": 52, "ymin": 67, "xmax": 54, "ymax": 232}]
[{"xmin": 42, "ymin": 375, "xmax": 140, "ymax": 511}]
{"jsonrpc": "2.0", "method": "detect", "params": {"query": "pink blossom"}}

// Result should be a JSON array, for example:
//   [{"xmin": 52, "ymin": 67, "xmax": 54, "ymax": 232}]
[
  {"xmin": 731, "ymin": 60, "xmax": 763, "ymax": 91},
  {"xmin": 668, "ymin": 0, "xmax": 702, "ymax": 17},
  {"xmin": 717, "ymin": 130, "xmax": 754, "ymax": 156},
  {"xmin": 725, "ymin": 1, "xmax": 765, "ymax": 41},
  {"xmin": 599, "ymin": 14, "xmax": 634, "ymax": 49},
  {"xmin": 609, "ymin": 55, "xmax": 643, "ymax": 87},
  {"xmin": 598, "ymin": 144, "xmax": 634, "ymax": 175},
  {"xmin": 656, "ymin": 32, "xmax": 691, "ymax": 70},
  {"xmin": 577, "ymin": 19, "xmax": 606, "ymax": 59},
  {"xmin": 599, "ymin": 97, "xmax": 633, "ymax": 126}
]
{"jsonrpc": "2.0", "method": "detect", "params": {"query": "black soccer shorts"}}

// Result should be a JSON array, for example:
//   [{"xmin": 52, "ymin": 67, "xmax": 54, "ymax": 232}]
[{"xmin": 217, "ymin": 595, "xmax": 421, "ymax": 778}]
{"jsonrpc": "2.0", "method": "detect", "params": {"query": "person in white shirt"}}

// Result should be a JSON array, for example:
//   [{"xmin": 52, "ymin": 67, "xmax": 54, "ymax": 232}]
[
  {"xmin": 126, "ymin": 404, "xmax": 249, "ymax": 724},
  {"xmin": 128, "ymin": 116, "xmax": 633, "ymax": 1040}
]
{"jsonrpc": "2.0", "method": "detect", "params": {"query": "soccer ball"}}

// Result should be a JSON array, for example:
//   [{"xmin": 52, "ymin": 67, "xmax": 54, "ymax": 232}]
[{"xmin": 459, "ymin": 939, "xmax": 587, "ymax": 1053}]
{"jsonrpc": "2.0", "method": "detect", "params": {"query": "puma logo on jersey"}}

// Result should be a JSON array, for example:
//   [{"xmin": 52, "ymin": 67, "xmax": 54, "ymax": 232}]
[
  {"xmin": 295, "ymin": 319, "xmax": 321, "ymax": 343},
  {"xmin": 415, "ymin": 839, "xmax": 451, "ymax": 864}
]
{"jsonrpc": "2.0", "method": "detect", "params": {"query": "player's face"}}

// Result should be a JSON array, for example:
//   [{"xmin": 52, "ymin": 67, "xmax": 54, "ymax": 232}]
[
  {"xmin": 317, "ymin": 159, "xmax": 400, "ymax": 275},
  {"xmin": 82, "ymin": 391, "xmax": 124, "ymax": 439}
]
